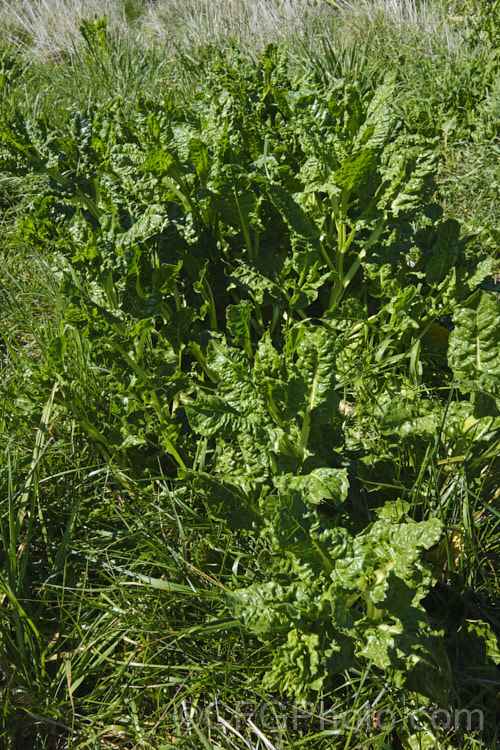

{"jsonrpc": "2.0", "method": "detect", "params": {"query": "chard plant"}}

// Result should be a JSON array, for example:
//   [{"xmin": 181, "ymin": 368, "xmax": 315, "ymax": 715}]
[{"xmin": 1, "ymin": 42, "xmax": 499, "ymax": 729}]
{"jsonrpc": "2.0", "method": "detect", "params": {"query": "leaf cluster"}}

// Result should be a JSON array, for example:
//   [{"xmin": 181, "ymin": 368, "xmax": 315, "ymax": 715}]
[{"xmin": 1, "ymin": 44, "xmax": 499, "ymax": 720}]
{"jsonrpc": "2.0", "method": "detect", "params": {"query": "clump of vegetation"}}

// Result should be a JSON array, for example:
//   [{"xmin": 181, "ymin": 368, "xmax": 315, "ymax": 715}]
[{"xmin": 0, "ymin": 2, "xmax": 499, "ymax": 748}]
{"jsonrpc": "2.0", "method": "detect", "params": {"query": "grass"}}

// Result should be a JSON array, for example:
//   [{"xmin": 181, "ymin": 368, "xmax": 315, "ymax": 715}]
[
  {"xmin": 1, "ymin": 0, "xmax": 499, "ymax": 748},
  {"xmin": 0, "ymin": 0, "xmax": 331, "ymax": 64}
]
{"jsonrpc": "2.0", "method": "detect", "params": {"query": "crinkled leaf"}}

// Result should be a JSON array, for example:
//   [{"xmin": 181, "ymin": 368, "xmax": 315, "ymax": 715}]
[
  {"xmin": 226, "ymin": 300, "xmax": 253, "ymax": 353},
  {"xmin": 188, "ymin": 137, "xmax": 210, "ymax": 180},
  {"xmin": 226, "ymin": 258, "xmax": 283, "ymax": 304},
  {"xmin": 115, "ymin": 205, "xmax": 169, "ymax": 252},
  {"xmin": 263, "ymin": 629, "xmax": 327, "ymax": 697},
  {"xmin": 448, "ymin": 290, "xmax": 500, "ymax": 395},
  {"xmin": 184, "ymin": 471, "xmax": 261, "ymax": 530},
  {"xmin": 425, "ymin": 218, "xmax": 460, "ymax": 285},
  {"xmin": 355, "ymin": 73, "xmax": 398, "ymax": 150},
  {"xmin": 378, "ymin": 397, "xmax": 440, "ymax": 438},
  {"xmin": 275, "ymin": 468, "xmax": 349, "ymax": 508},
  {"xmin": 185, "ymin": 392, "xmax": 244, "ymax": 438},
  {"xmin": 211, "ymin": 168, "xmax": 257, "ymax": 232},
  {"xmin": 265, "ymin": 182, "xmax": 320, "ymax": 241},
  {"xmin": 334, "ymin": 148, "xmax": 377, "ymax": 196},
  {"xmin": 287, "ymin": 325, "xmax": 340, "ymax": 430},
  {"xmin": 223, "ymin": 582, "xmax": 294, "ymax": 638}
]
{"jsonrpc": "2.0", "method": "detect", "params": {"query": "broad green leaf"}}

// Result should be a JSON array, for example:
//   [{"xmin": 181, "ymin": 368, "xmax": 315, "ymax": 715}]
[
  {"xmin": 265, "ymin": 182, "xmax": 320, "ymax": 240},
  {"xmin": 206, "ymin": 338, "xmax": 271, "ymax": 422},
  {"xmin": 115, "ymin": 205, "xmax": 169, "ymax": 252},
  {"xmin": 448, "ymin": 290, "xmax": 500, "ymax": 394},
  {"xmin": 333, "ymin": 149, "xmax": 377, "ymax": 196},
  {"xmin": 223, "ymin": 582, "xmax": 294, "ymax": 637},
  {"xmin": 211, "ymin": 168, "xmax": 257, "ymax": 235},
  {"xmin": 142, "ymin": 148, "xmax": 174, "ymax": 174},
  {"xmin": 263, "ymin": 629, "xmax": 328, "ymax": 697},
  {"xmin": 378, "ymin": 397, "xmax": 440, "ymax": 438},
  {"xmin": 226, "ymin": 300, "xmax": 253, "ymax": 356},
  {"xmin": 375, "ymin": 499, "xmax": 411, "ymax": 522},
  {"xmin": 185, "ymin": 392, "xmax": 245, "ymax": 439},
  {"xmin": 286, "ymin": 325, "xmax": 340, "ymax": 457},
  {"xmin": 456, "ymin": 619, "xmax": 500, "ymax": 666},
  {"xmin": 288, "ymin": 251, "xmax": 333, "ymax": 310},
  {"xmin": 184, "ymin": 471, "xmax": 261, "ymax": 530},
  {"xmin": 188, "ymin": 137, "xmax": 210, "ymax": 181},
  {"xmin": 186, "ymin": 337, "xmax": 282, "ymax": 479},
  {"xmin": 226, "ymin": 258, "xmax": 282, "ymax": 305},
  {"xmin": 275, "ymin": 468, "xmax": 349, "ymax": 508},
  {"xmin": 355, "ymin": 73, "xmax": 398, "ymax": 150},
  {"xmin": 425, "ymin": 218, "xmax": 460, "ymax": 285},
  {"xmin": 271, "ymin": 491, "xmax": 348, "ymax": 573}
]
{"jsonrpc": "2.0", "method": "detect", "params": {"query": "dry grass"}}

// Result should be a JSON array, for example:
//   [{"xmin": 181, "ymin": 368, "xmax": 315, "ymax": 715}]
[
  {"xmin": 0, "ymin": 0, "xmax": 332, "ymax": 61},
  {"xmin": 141, "ymin": 0, "xmax": 331, "ymax": 56},
  {"xmin": 334, "ymin": 0, "xmax": 465, "ymax": 56},
  {"xmin": 0, "ymin": 0, "xmax": 466, "ymax": 64},
  {"xmin": 0, "ymin": 0, "xmax": 135, "ymax": 58}
]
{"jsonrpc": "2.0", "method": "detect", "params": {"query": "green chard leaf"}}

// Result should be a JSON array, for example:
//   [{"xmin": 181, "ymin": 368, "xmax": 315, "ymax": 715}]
[
  {"xmin": 286, "ymin": 325, "xmax": 340, "ymax": 460},
  {"xmin": 425, "ymin": 218, "xmax": 460, "ymax": 286},
  {"xmin": 181, "ymin": 471, "xmax": 261, "ymax": 531},
  {"xmin": 448, "ymin": 290, "xmax": 500, "ymax": 397},
  {"xmin": 225, "ymin": 514, "xmax": 444, "ymax": 700},
  {"xmin": 333, "ymin": 148, "xmax": 378, "ymax": 197}
]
